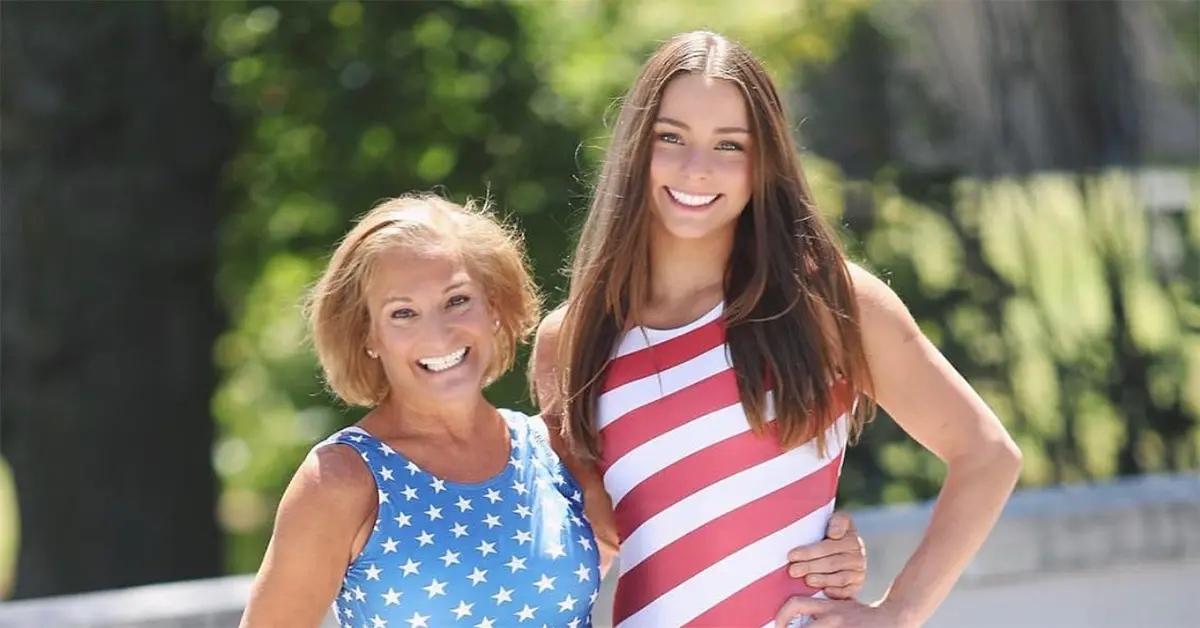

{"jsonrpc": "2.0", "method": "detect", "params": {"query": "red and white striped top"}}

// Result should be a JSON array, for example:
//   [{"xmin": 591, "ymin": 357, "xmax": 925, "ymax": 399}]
[{"xmin": 597, "ymin": 302, "xmax": 852, "ymax": 628}]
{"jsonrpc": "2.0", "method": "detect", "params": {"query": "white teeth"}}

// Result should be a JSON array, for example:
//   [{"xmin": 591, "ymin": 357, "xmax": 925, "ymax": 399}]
[
  {"xmin": 667, "ymin": 187, "xmax": 719, "ymax": 207},
  {"xmin": 418, "ymin": 348, "xmax": 468, "ymax": 372}
]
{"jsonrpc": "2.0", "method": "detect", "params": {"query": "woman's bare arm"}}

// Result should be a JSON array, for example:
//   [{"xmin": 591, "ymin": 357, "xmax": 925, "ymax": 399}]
[
  {"xmin": 240, "ymin": 444, "xmax": 376, "ymax": 627},
  {"xmin": 531, "ymin": 307, "xmax": 621, "ymax": 576}
]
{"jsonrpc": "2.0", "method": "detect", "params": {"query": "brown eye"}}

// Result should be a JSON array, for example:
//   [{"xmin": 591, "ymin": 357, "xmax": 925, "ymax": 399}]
[
  {"xmin": 391, "ymin": 308, "xmax": 416, "ymax": 320},
  {"xmin": 657, "ymin": 132, "xmax": 683, "ymax": 145},
  {"xmin": 447, "ymin": 295, "xmax": 470, "ymax": 308}
]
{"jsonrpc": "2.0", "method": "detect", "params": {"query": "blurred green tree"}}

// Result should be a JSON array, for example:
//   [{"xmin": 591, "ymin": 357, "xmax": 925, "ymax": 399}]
[{"xmin": 189, "ymin": 0, "xmax": 1198, "ymax": 573}]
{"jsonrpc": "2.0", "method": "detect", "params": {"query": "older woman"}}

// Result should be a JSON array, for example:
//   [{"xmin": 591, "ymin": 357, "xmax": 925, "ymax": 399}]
[
  {"xmin": 242, "ymin": 194, "xmax": 599, "ymax": 627},
  {"xmin": 240, "ymin": 193, "xmax": 866, "ymax": 627}
]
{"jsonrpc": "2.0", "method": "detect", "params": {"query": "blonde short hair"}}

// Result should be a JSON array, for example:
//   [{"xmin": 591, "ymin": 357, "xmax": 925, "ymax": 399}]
[{"xmin": 306, "ymin": 193, "xmax": 542, "ymax": 406}]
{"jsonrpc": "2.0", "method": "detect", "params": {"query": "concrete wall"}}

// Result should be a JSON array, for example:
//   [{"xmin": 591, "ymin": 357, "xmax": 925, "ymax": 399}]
[{"xmin": 1, "ymin": 472, "xmax": 1196, "ymax": 627}]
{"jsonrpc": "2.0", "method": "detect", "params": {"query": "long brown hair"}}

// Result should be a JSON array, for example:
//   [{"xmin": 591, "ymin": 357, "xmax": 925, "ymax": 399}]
[{"xmin": 557, "ymin": 31, "xmax": 874, "ymax": 461}]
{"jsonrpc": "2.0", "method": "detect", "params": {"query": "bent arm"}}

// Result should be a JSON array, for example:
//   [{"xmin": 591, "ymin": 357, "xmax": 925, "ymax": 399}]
[
  {"xmin": 851, "ymin": 265, "xmax": 1021, "ymax": 625},
  {"xmin": 241, "ymin": 445, "xmax": 376, "ymax": 627},
  {"xmin": 532, "ymin": 306, "xmax": 620, "ymax": 576}
]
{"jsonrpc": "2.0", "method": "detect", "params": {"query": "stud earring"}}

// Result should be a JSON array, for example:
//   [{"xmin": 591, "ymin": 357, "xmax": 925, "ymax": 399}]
[{"xmin": 366, "ymin": 348, "xmax": 379, "ymax": 359}]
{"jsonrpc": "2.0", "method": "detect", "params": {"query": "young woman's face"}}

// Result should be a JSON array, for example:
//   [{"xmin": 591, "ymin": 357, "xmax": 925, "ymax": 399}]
[
  {"xmin": 647, "ymin": 72, "xmax": 754, "ymax": 242},
  {"xmin": 364, "ymin": 246, "xmax": 496, "ymax": 407}
]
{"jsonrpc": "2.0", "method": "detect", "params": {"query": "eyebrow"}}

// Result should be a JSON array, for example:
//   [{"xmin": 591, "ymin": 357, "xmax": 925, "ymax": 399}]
[
  {"xmin": 656, "ymin": 116, "xmax": 750, "ymax": 134},
  {"xmin": 381, "ymin": 281, "xmax": 470, "ymax": 305}
]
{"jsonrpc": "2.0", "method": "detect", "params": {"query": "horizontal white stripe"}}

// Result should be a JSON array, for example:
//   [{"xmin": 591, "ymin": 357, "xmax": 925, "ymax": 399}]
[
  {"xmin": 618, "ymin": 416, "xmax": 847, "ymax": 576},
  {"xmin": 603, "ymin": 397, "xmax": 774, "ymax": 506},
  {"xmin": 612, "ymin": 302, "xmax": 724, "ymax": 358},
  {"xmin": 618, "ymin": 499, "xmax": 837, "ymax": 628},
  {"xmin": 597, "ymin": 344, "xmax": 731, "ymax": 429}
]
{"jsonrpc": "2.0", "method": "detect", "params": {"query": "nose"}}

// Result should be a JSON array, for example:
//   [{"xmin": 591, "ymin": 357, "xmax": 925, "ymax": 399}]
[
  {"xmin": 681, "ymin": 146, "xmax": 713, "ymax": 181},
  {"xmin": 415, "ymin": 311, "xmax": 458, "ymax": 354}
]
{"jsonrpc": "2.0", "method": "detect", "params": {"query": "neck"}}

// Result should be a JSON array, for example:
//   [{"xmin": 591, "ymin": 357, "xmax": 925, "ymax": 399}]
[
  {"xmin": 646, "ymin": 221, "xmax": 733, "ymax": 308},
  {"xmin": 366, "ymin": 391, "xmax": 495, "ymax": 442}
]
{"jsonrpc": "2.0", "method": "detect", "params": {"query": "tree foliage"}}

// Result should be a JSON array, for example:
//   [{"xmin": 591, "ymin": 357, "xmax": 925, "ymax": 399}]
[{"xmin": 187, "ymin": 0, "xmax": 1199, "ymax": 572}]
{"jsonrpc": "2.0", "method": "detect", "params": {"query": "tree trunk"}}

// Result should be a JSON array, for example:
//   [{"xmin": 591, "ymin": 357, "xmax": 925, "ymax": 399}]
[{"xmin": 1, "ymin": 0, "xmax": 231, "ymax": 597}]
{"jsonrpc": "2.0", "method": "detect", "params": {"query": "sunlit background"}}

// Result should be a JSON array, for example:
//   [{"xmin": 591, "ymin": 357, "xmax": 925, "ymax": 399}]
[{"xmin": 2, "ymin": 0, "xmax": 1197, "ymax": 619}]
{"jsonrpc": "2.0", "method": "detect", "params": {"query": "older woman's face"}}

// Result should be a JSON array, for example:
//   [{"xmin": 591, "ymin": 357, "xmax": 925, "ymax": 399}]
[{"xmin": 364, "ymin": 246, "xmax": 495, "ymax": 406}]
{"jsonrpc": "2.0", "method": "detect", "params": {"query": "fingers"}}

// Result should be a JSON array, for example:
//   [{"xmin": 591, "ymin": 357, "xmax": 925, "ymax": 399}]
[
  {"xmin": 787, "ymin": 536, "xmax": 860, "ymax": 563},
  {"xmin": 788, "ymin": 551, "xmax": 863, "ymax": 578},
  {"xmin": 822, "ymin": 584, "xmax": 861, "ymax": 601},
  {"xmin": 804, "ymin": 568, "xmax": 864, "ymax": 589},
  {"xmin": 825, "ymin": 511, "xmax": 853, "ymax": 540},
  {"xmin": 774, "ymin": 596, "xmax": 834, "ymax": 628}
]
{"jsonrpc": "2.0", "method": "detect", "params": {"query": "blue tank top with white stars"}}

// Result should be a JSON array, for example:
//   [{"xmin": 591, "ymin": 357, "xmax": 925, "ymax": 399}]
[{"xmin": 323, "ymin": 408, "xmax": 600, "ymax": 628}]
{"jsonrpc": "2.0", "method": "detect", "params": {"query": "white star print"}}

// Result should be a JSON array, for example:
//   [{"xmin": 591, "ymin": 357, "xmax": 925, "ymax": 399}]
[
  {"xmin": 451, "ymin": 522, "xmax": 469, "ymax": 538},
  {"xmin": 439, "ymin": 549, "xmax": 461, "ymax": 567},
  {"xmin": 546, "ymin": 543, "xmax": 566, "ymax": 559},
  {"xmin": 394, "ymin": 512, "xmax": 412, "ymax": 528},
  {"xmin": 370, "ymin": 613, "xmax": 387, "ymax": 628},
  {"xmin": 430, "ymin": 478, "xmax": 446, "ymax": 493},
  {"xmin": 558, "ymin": 594, "xmax": 577, "ymax": 612},
  {"xmin": 353, "ymin": 585, "xmax": 367, "ymax": 601},
  {"xmin": 380, "ymin": 466, "xmax": 394, "ymax": 481},
  {"xmin": 509, "ymin": 456, "xmax": 525, "ymax": 471},
  {"xmin": 513, "ymin": 504, "xmax": 532, "ymax": 519},
  {"xmin": 444, "ymin": 600, "xmax": 472, "ymax": 619},
  {"xmin": 378, "ymin": 442, "xmax": 395, "ymax": 456},
  {"xmin": 491, "ymin": 586, "xmax": 514, "ymax": 605},
  {"xmin": 341, "ymin": 589, "xmax": 352, "ymax": 602},
  {"xmin": 567, "ymin": 617, "xmax": 580, "ymax": 628},
  {"xmin": 533, "ymin": 574, "xmax": 556, "ymax": 593},
  {"xmin": 476, "ymin": 540, "xmax": 496, "ymax": 557},
  {"xmin": 455, "ymin": 496, "xmax": 473, "ymax": 512},
  {"xmin": 574, "ymin": 564, "xmax": 590, "ymax": 582},
  {"xmin": 405, "ymin": 461, "xmax": 420, "ymax": 475},
  {"xmin": 568, "ymin": 512, "xmax": 582, "ymax": 526},
  {"xmin": 343, "ymin": 606, "xmax": 353, "ymax": 619},
  {"xmin": 511, "ymin": 480, "xmax": 529, "ymax": 495},
  {"xmin": 514, "ymin": 604, "xmax": 538, "ymax": 622},
  {"xmin": 484, "ymin": 488, "xmax": 503, "ymax": 503},
  {"xmin": 512, "ymin": 530, "xmax": 533, "ymax": 545},
  {"xmin": 570, "ymin": 490, "xmax": 582, "ymax": 502},
  {"xmin": 416, "ymin": 530, "xmax": 435, "ymax": 546},
  {"xmin": 381, "ymin": 587, "xmax": 402, "ymax": 606},
  {"xmin": 364, "ymin": 564, "xmax": 382, "ymax": 581},
  {"xmin": 589, "ymin": 590, "xmax": 598, "ymax": 604},
  {"xmin": 399, "ymin": 558, "xmax": 421, "ymax": 576},
  {"xmin": 349, "ymin": 434, "xmax": 364, "ymax": 443},
  {"xmin": 422, "ymin": 578, "xmax": 447, "ymax": 598},
  {"xmin": 381, "ymin": 537, "xmax": 399, "ymax": 554},
  {"xmin": 475, "ymin": 617, "xmax": 496, "ymax": 628},
  {"xmin": 377, "ymin": 489, "xmax": 390, "ymax": 504},
  {"xmin": 467, "ymin": 567, "xmax": 488, "ymax": 585},
  {"xmin": 577, "ymin": 536, "xmax": 593, "ymax": 551},
  {"xmin": 483, "ymin": 514, "xmax": 502, "ymax": 528},
  {"xmin": 505, "ymin": 555, "xmax": 527, "ymax": 573},
  {"xmin": 424, "ymin": 505, "xmax": 443, "ymax": 521},
  {"xmin": 405, "ymin": 612, "xmax": 430, "ymax": 628},
  {"xmin": 402, "ymin": 485, "xmax": 418, "ymax": 500}
]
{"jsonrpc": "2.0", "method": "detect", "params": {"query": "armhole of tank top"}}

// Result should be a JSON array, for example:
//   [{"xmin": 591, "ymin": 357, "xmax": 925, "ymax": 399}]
[{"xmin": 317, "ymin": 434, "xmax": 390, "ymax": 568}]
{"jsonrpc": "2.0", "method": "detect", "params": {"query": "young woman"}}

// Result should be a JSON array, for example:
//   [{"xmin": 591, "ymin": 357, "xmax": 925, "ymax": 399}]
[
  {"xmin": 241, "ymin": 195, "xmax": 599, "ymax": 627},
  {"xmin": 535, "ymin": 32, "xmax": 1022, "ymax": 628}
]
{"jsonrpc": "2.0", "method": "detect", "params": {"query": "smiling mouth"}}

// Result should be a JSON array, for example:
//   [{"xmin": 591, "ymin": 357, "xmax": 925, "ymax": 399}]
[
  {"xmin": 666, "ymin": 187, "xmax": 721, "ymax": 208},
  {"xmin": 417, "ymin": 347, "xmax": 469, "ymax": 372}
]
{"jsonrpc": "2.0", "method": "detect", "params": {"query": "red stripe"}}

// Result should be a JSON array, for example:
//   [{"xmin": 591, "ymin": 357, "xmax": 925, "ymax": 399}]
[
  {"xmin": 602, "ymin": 319, "xmax": 725, "ymax": 392},
  {"xmin": 612, "ymin": 451, "xmax": 843, "ymax": 625},
  {"xmin": 687, "ymin": 564, "xmax": 821, "ymax": 627},
  {"xmin": 599, "ymin": 369, "xmax": 741, "ymax": 473},
  {"xmin": 613, "ymin": 425, "xmax": 782, "ymax": 535}
]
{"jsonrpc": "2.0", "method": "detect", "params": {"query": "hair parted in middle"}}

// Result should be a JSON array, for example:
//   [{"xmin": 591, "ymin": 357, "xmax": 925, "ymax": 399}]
[
  {"xmin": 556, "ymin": 31, "xmax": 876, "ymax": 461},
  {"xmin": 306, "ymin": 193, "xmax": 542, "ymax": 407}
]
